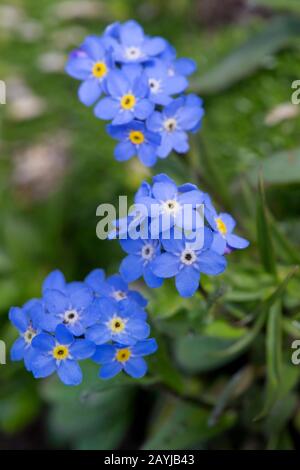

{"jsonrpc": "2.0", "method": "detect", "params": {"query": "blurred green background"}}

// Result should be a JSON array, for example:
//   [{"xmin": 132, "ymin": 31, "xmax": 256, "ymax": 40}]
[{"xmin": 1, "ymin": 0, "xmax": 300, "ymax": 450}]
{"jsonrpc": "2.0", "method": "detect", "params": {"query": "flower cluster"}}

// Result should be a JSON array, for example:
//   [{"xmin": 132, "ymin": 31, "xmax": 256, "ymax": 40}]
[
  {"xmin": 112, "ymin": 174, "xmax": 249, "ymax": 297},
  {"xmin": 66, "ymin": 20, "xmax": 204, "ymax": 167},
  {"xmin": 9, "ymin": 269, "xmax": 157, "ymax": 385}
]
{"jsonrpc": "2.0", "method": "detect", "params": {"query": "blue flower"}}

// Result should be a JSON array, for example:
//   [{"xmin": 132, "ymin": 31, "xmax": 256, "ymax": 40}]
[
  {"xmin": 135, "ymin": 174, "xmax": 204, "ymax": 236},
  {"xmin": 107, "ymin": 120, "xmax": 161, "ymax": 167},
  {"xmin": 152, "ymin": 228, "xmax": 227, "ymax": 297},
  {"xmin": 147, "ymin": 95, "xmax": 204, "ymax": 158},
  {"xmin": 41, "ymin": 284, "xmax": 95, "ymax": 336},
  {"xmin": 108, "ymin": 20, "xmax": 167, "ymax": 64},
  {"xmin": 204, "ymin": 196, "xmax": 250, "ymax": 254},
  {"xmin": 93, "ymin": 338, "xmax": 158, "ymax": 379},
  {"xmin": 85, "ymin": 271, "xmax": 147, "ymax": 308},
  {"xmin": 30, "ymin": 325, "xmax": 95, "ymax": 386},
  {"xmin": 145, "ymin": 61, "xmax": 188, "ymax": 106},
  {"xmin": 119, "ymin": 238, "xmax": 163, "ymax": 288},
  {"xmin": 159, "ymin": 43, "xmax": 197, "ymax": 78},
  {"xmin": 65, "ymin": 36, "xmax": 113, "ymax": 106},
  {"xmin": 85, "ymin": 298, "xmax": 150, "ymax": 346},
  {"xmin": 94, "ymin": 69, "xmax": 154, "ymax": 125},
  {"xmin": 9, "ymin": 299, "xmax": 43, "ymax": 371}
]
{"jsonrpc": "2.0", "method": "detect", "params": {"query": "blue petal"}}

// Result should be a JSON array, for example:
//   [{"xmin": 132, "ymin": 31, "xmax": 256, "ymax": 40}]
[
  {"xmin": 211, "ymin": 233, "xmax": 227, "ymax": 255},
  {"xmin": 143, "ymin": 263, "xmax": 164, "ymax": 288},
  {"xmin": 132, "ymin": 338, "xmax": 158, "ymax": 356},
  {"xmin": 86, "ymin": 324, "xmax": 111, "ymax": 345},
  {"xmin": 174, "ymin": 58, "xmax": 197, "ymax": 76},
  {"xmin": 126, "ymin": 317, "xmax": 150, "ymax": 340},
  {"xmin": 9, "ymin": 307, "xmax": 28, "ymax": 333},
  {"xmin": 115, "ymin": 141, "xmax": 136, "ymax": 161},
  {"xmin": 106, "ymin": 70, "xmax": 129, "ymax": 96},
  {"xmin": 218, "ymin": 213, "xmax": 236, "ymax": 233},
  {"xmin": 151, "ymin": 253, "xmax": 180, "ymax": 278},
  {"xmin": 112, "ymin": 109, "xmax": 134, "ymax": 126},
  {"xmin": 85, "ymin": 269, "xmax": 105, "ymax": 292},
  {"xmin": 93, "ymin": 344, "xmax": 116, "ymax": 364},
  {"xmin": 175, "ymin": 267, "xmax": 200, "ymax": 297},
  {"xmin": 172, "ymin": 131, "xmax": 189, "ymax": 154},
  {"xmin": 31, "ymin": 333, "xmax": 55, "ymax": 352},
  {"xmin": 135, "ymin": 99, "xmax": 154, "ymax": 120},
  {"xmin": 227, "ymin": 234, "xmax": 249, "ymax": 250},
  {"xmin": 166, "ymin": 76, "xmax": 188, "ymax": 95},
  {"xmin": 43, "ymin": 289, "xmax": 68, "ymax": 315},
  {"xmin": 119, "ymin": 238, "xmax": 144, "ymax": 254},
  {"xmin": 120, "ymin": 255, "xmax": 143, "ymax": 282},
  {"xmin": 99, "ymin": 362, "xmax": 122, "ymax": 379},
  {"xmin": 67, "ymin": 321, "xmax": 85, "ymax": 337},
  {"xmin": 82, "ymin": 37, "xmax": 105, "ymax": 61},
  {"xmin": 42, "ymin": 270, "xmax": 66, "ymax": 294},
  {"xmin": 78, "ymin": 79, "xmax": 102, "ymax": 106},
  {"xmin": 198, "ymin": 250, "xmax": 227, "ymax": 275},
  {"xmin": 129, "ymin": 290, "xmax": 148, "ymax": 307},
  {"xmin": 10, "ymin": 337, "xmax": 26, "ymax": 361},
  {"xmin": 55, "ymin": 324, "xmax": 74, "ymax": 345},
  {"xmin": 152, "ymin": 181, "xmax": 177, "ymax": 201},
  {"xmin": 94, "ymin": 97, "xmax": 119, "ymax": 120},
  {"xmin": 31, "ymin": 354, "xmax": 56, "ymax": 379},
  {"xmin": 124, "ymin": 357, "xmax": 147, "ymax": 378},
  {"xmin": 144, "ymin": 37, "xmax": 167, "ymax": 56},
  {"xmin": 157, "ymin": 134, "xmax": 173, "ymax": 158},
  {"xmin": 70, "ymin": 339, "xmax": 95, "ymax": 360},
  {"xmin": 65, "ymin": 57, "xmax": 92, "ymax": 80},
  {"xmin": 177, "ymin": 106, "xmax": 204, "ymax": 131},
  {"xmin": 120, "ymin": 20, "xmax": 144, "ymax": 46},
  {"xmin": 57, "ymin": 360, "xmax": 82, "ymax": 386},
  {"xmin": 146, "ymin": 111, "xmax": 163, "ymax": 131},
  {"xmin": 138, "ymin": 144, "xmax": 157, "ymax": 167},
  {"xmin": 69, "ymin": 286, "xmax": 93, "ymax": 310}
]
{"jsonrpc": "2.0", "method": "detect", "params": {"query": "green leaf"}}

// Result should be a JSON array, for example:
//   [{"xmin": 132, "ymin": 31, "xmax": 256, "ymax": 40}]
[
  {"xmin": 174, "ymin": 335, "xmax": 235, "ymax": 374},
  {"xmin": 142, "ymin": 399, "xmax": 236, "ymax": 450},
  {"xmin": 266, "ymin": 300, "xmax": 282, "ymax": 387},
  {"xmin": 253, "ymin": 0, "xmax": 300, "ymax": 13},
  {"xmin": 194, "ymin": 16, "xmax": 300, "ymax": 94},
  {"xmin": 249, "ymin": 148, "xmax": 300, "ymax": 186},
  {"xmin": 256, "ymin": 174, "xmax": 277, "ymax": 276}
]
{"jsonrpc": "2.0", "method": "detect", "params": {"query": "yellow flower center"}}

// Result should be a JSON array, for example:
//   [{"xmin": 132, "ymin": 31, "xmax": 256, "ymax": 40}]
[
  {"xmin": 121, "ymin": 94, "xmax": 136, "ymax": 110},
  {"xmin": 109, "ymin": 317, "xmax": 126, "ymax": 333},
  {"xmin": 129, "ymin": 130, "xmax": 145, "ymax": 145},
  {"xmin": 215, "ymin": 217, "xmax": 227, "ymax": 236},
  {"xmin": 116, "ymin": 348, "xmax": 131, "ymax": 363},
  {"xmin": 53, "ymin": 345, "xmax": 69, "ymax": 360},
  {"xmin": 92, "ymin": 61, "xmax": 107, "ymax": 78}
]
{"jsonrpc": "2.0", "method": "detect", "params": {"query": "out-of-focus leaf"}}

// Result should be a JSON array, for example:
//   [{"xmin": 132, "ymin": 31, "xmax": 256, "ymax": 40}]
[
  {"xmin": 266, "ymin": 300, "xmax": 282, "ymax": 387},
  {"xmin": 149, "ymin": 333, "xmax": 185, "ymax": 394},
  {"xmin": 0, "ymin": 385, "xmax": 40, "ymax": 433},
  {"xmin": 212, "ymin": 267, "xmax": 298, "ymax": 360},
  {"xmin": 256, "ymin": 174, "xmax": 277, "ymax": 276},
  {"xmin": 142, "ymin": 399, "xmax": 236, "ymax": 450},
  {"xmin": 208, "ymin": 367, "xmax": 254, "ymax": 427},
  {"xmin": 270, "ymin": 217, "xmax": 300, "ymax": 265},
  {"xmin": 249, "ymin": 148, "xmax": 300, "ymax": 186},
  {"xmin": 203, "ymin": 320, "xmax": 247, "ymax": 339},
  {"xmin": 194, "ymin": 16, "xmax": 300, "ymax": 94},
  {"xmin": 264, "ymin": 393, "xmax": 297, "ymax": 449},
  {"xmin": 174, "ymin": 335, "xmax": 235, "ymax": 373},
  {"xmin": 253, "ymin": 0, "xmax": 300, "ymax": 13}
]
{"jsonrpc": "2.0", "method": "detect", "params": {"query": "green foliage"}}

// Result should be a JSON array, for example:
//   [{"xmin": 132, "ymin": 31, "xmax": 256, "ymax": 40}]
[{"xmin": 1, "ymin": 0, "xmax": 300, "ymax": 450}]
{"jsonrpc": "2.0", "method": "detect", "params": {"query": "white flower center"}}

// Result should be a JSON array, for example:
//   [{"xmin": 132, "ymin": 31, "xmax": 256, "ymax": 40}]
[
  {"xmin": 149, "ymin": 78, "xmax": 162, "ymax": 94},
  {"xmin": 23, "ymin": 327, "xmax": 37, "ymax": 344},
  {"xmin": 112, "ymin": 290, "xmax": 127, "ymax": 301},
  {"xmin": 180, "ymin": 248, "xmax": 197, "ymax": 266},
  {"xmin": 164, "ymin": 118, "xmax": 177, "ymax": 132},
  {"xmin": 162, "ymin": 199, "xmax": 180, "ymax": 215},
  {"xmin": 141, "ymin": 244, "xmax": 154, "ymax": 260},
  {"xmin": 125, "ymin": 46, "xmax": 142, "ymax": 60},
  {"xmin": 63, "ymin": 309, "xmax": 79, "ymax": 325}
]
